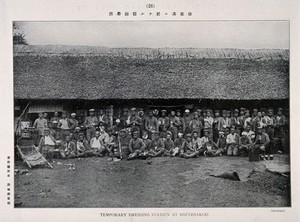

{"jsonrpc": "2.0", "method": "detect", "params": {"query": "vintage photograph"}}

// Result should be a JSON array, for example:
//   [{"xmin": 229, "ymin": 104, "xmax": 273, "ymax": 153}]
[{"xmin": 13, "ymin": 21, "xmax": 290, "ymax": 208}]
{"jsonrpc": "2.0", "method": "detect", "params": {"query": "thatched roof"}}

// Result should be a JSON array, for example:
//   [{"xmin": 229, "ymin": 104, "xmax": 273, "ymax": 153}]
[{"xmin": 14, "ymin": 45, "xmax": 289, "ymax": 100}]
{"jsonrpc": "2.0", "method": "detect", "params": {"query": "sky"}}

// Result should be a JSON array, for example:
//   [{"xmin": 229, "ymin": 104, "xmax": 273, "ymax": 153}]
[{"xmin": 17, "ymin": 21, "xmax": 289, "ymax": 49}]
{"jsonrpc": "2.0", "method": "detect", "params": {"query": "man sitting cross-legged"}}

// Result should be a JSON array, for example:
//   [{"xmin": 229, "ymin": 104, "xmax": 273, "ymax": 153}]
[
  {"xmin": 76, "ymin": 133, "xmax": 91, "ymax": 157},
  {"xmin": 60, "ymin": 135, "xmax": 77, "ymax": 159},
  {"xmin": 180, "ymin": 133, "xmax": 202, "ymax": 159},
  {"xmin": 148, "ymin": 131, "xmax": 165, "ymax": 157},
  {"xmin": 172, "ymin": 132, "xmax": 185, "ymax": 157},
  {"xmin": 128, "ymin": 131, "xmax": 146, "ymax": 160},
  {"xmin": 163, "ymin": 132, "xmax": 176, "ymax": 156},
  {"xmin": 90, "ymin": 131, "xmax": 106, "ymax": 157},
  {"xmin": 203, "ymin": 136, "xmax": 222, "ymax": 157},
  {"xmin": 239, "ymin": 131, "xmax": 253, "ymax": 156},
  {"xmin": 38, "ymin": 128, "xmax": 55, "ymax": 162}
]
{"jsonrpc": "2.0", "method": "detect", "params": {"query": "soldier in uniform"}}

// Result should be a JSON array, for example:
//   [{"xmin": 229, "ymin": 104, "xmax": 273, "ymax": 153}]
[
  {"xmin": 128, "ymin": 108, "xmax": 142, "ymax": 136},
  {"xmin": 158, "ymin": 110, "xmax": 170, "ymax": 132},
  {"xmin": 98, "ymin": 109, "xmax": 109, "ymax": 129},
  {"xmin": 183, "ymin": 109, "xmax": 192, "ymax": 134},
  {"xmin": 145, "ymin": 110, "xmax": 159, "ymax": 139},
  {"xmin": 275, "ymin": 108, "xmax": 287, "ymax": 153},
  {"xmin": 176, "ymin": 109, "xmax": 184, "ymax": 133},
  {"xmin": 128, "ymin": 131, "xmax": 146, "ymax": 160},
  {"xmin": 69, "ymin": 113, "xmax": 79, "ymax": 133},
  {"xmin": 84, "ymin": 109, "xmax": 98, "ymax": 142},
  {"xmin": 169, "ymin": 110, "xmax": 180, "ymax": 140}
]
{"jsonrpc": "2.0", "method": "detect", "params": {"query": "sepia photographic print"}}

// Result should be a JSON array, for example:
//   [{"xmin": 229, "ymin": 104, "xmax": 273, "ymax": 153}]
[{"xmin": 13, "ymin": 21, "xmax": 290, "ymax": 208}]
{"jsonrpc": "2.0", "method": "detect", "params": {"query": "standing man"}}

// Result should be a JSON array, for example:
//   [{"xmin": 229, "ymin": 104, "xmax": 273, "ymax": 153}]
[
  {"xmin": 204, "ymin": 109, "xmax": 214, "ymax": 137},
  {"xmin": 69, "ymin": 113, "xmax": 79, "ymax": 133},
  {"xmin": 275, "ymin": 108, "xmax": 287, "ymax": 153},
  {"xmin": 43, "ymin": 112, "xmax": 49, "ymax": 123},
  {"xmin": 183, "ymin": 109, "xmax": 192, "ymax": 134},
  {"xmin": 244, "ymin": 110, "xmax": 252, "ymax": 129},
  {"xmin": 265, "ymin": 108, "xmax": 276, "ymax": 154},
  {"xmin": 98, "ymin": 109, "xmax": 109, "ymax": 129},
  {"xmin": 58, "ymin": 112, "xmax": 74, "ymax": 141},
  {"xmin": 158, "ymin": 110, "xmax": 170, "ymax": 132},
  {"xmin": 138, "ymin": 110, "xmax": 146, "ymax": 133},
  {"xmin": 232, "ymin": 109, "xmax": 243, "ymax": 135},
  {"xmin": 213, "ymin": 110, "xmax": 222, "ymax": 142},
  {"xmin": 145, "ymin": 110, "xmax": 159, "ymax": 139},
  {"xmin": 33, "ymin": 112, "xmax": 48, "ymax": 145},
  {"xmin": 169, "ymin": 110, "xmax": 180, "ymax": 140},
  {"xmin": 226, "ymin": 110, "xmax": 232, "ymax": 128},
  {"xmin": 189, "ymin": 112, "xmax": 203, "ymax": 137},
  {"xmin": 128, "ymin": 108, "xmax": 142, "ymax": 136},
  {"xmin": 84, "ymin": 109, "xmax": 98, "ymax": 142},
  {"xmin": 50, "ymin": 111, "xmax": 60, "ymax": 123},
  {"xmin": 176, "ymin": 109, "xmax": 184, "ymax": 133}
]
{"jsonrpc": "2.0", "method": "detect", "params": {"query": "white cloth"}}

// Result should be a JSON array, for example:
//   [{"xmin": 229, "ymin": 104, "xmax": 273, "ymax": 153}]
[
  {"xmin": 226, "ymin": 133, "xmax": 238, "ymax": 144},
  {"xmin": 90, "ymin": 137, "xmax": 102, "ymax": 149},
  {"xmin": 60, "ymin": 119, "xmax": 69, "ymax": 130},
  {"xmin": 44, "ymin": 136, "xmax": 55, "ymax": 146}
]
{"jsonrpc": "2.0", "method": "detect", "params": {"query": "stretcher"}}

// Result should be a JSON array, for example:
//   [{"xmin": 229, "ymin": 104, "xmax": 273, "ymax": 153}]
[{"xmin": 16, "ymin": 137, "xmax": 53, "ymax": 169}]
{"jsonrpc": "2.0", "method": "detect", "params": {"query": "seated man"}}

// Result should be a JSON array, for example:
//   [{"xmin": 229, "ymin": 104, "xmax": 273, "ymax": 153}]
[
  {"xmin": 239, "ymin": 131, "xmax": 253, "ymax": 156},
  {"xmin": 76, "ymin": 133, "xmax": 91, "ymax": 157},
  {"xmin": 180, "ymin": 133, "xmax": 201, "ymax": 158},
  {"xmin": 139, "ymin": 131, "xmax": 152, "ymax": 159},
  {"xmin": 244, "ymin": 125, "xmax": 255, "ymax": 142},
  {"xmin": 106, "ymin": 131, "xmax": 118, "ymax": 158},
  {"xmin": 173, "ymin": 132, "xmax": 185, "ymax": 157},
  {"xmin": 203, "ymin": 136, "xmax": 222, "ymax": 157},
  {"xmin": 192, "ymin": 131, "xmax": 205, "ymax": 156},
  {"xmin": 118, "ymin": 129, "xmax": 132, "ymax": 159},
  {"xmin": 60, "ymin": 135, "xmax": 76, "ymax": 159},
  {"xmin": 226, "ymin": 127, "xmax": 240, "ymax": 156},
  {"xmin": 128, "ymin": 131, "xmax": 146, "ymax": 160},
  {"xmin": 148, "ymin": 131, "xmax": 165, "ymax": 157},
  {"xmin": 216, "ymin": 130, "xmax": 227, "ymax": 155},
  {"xmin": 160, "ymin": 125, "xmax": 173, "ymax": 141},
  {"xmin": 72, "ymin": 127, "xmax": 82, "ymax": 142},
  {"xmin": 90, "ymin": 131, "xmax": 106, "ymax": 157},
  {"xmin": 38, "ymin": 128, "xmax": 55, "ymax": 162},
  {"xmin": 254, "ymin": 126, "xmax": 270, "ymax": 155},
  {"xmin": 163, "ymin": 132, "xmax": 175, "ymax": 156}
]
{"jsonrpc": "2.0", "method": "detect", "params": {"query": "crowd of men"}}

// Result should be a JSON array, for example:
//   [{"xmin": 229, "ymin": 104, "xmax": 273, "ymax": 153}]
[{"xmin": 32, "ymin": 107, "xmax": 289, "ymax": 162}]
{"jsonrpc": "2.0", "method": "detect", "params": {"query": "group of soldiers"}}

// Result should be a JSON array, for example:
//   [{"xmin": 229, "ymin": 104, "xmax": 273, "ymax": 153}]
[{"xmin": 33, "ymin": 106, "xmax": 289, "ymax": 162}]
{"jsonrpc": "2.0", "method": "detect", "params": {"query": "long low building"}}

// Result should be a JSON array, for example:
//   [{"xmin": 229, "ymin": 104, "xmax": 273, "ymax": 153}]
[{"xmin": 14, "ymin": 45, "xmax": 289, "ymax": 125}]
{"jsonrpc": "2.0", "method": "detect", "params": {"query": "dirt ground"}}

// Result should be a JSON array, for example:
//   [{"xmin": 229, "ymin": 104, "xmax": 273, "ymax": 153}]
[{"xmin": 14, "ymin": 155, "xmax": 291, "ymax": 208}]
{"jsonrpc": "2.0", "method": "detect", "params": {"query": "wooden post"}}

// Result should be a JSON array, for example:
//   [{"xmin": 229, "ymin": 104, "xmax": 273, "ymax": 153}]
[{"xmin": 110, "ymin": 105, "xmax": 114, "ymax": 129}]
